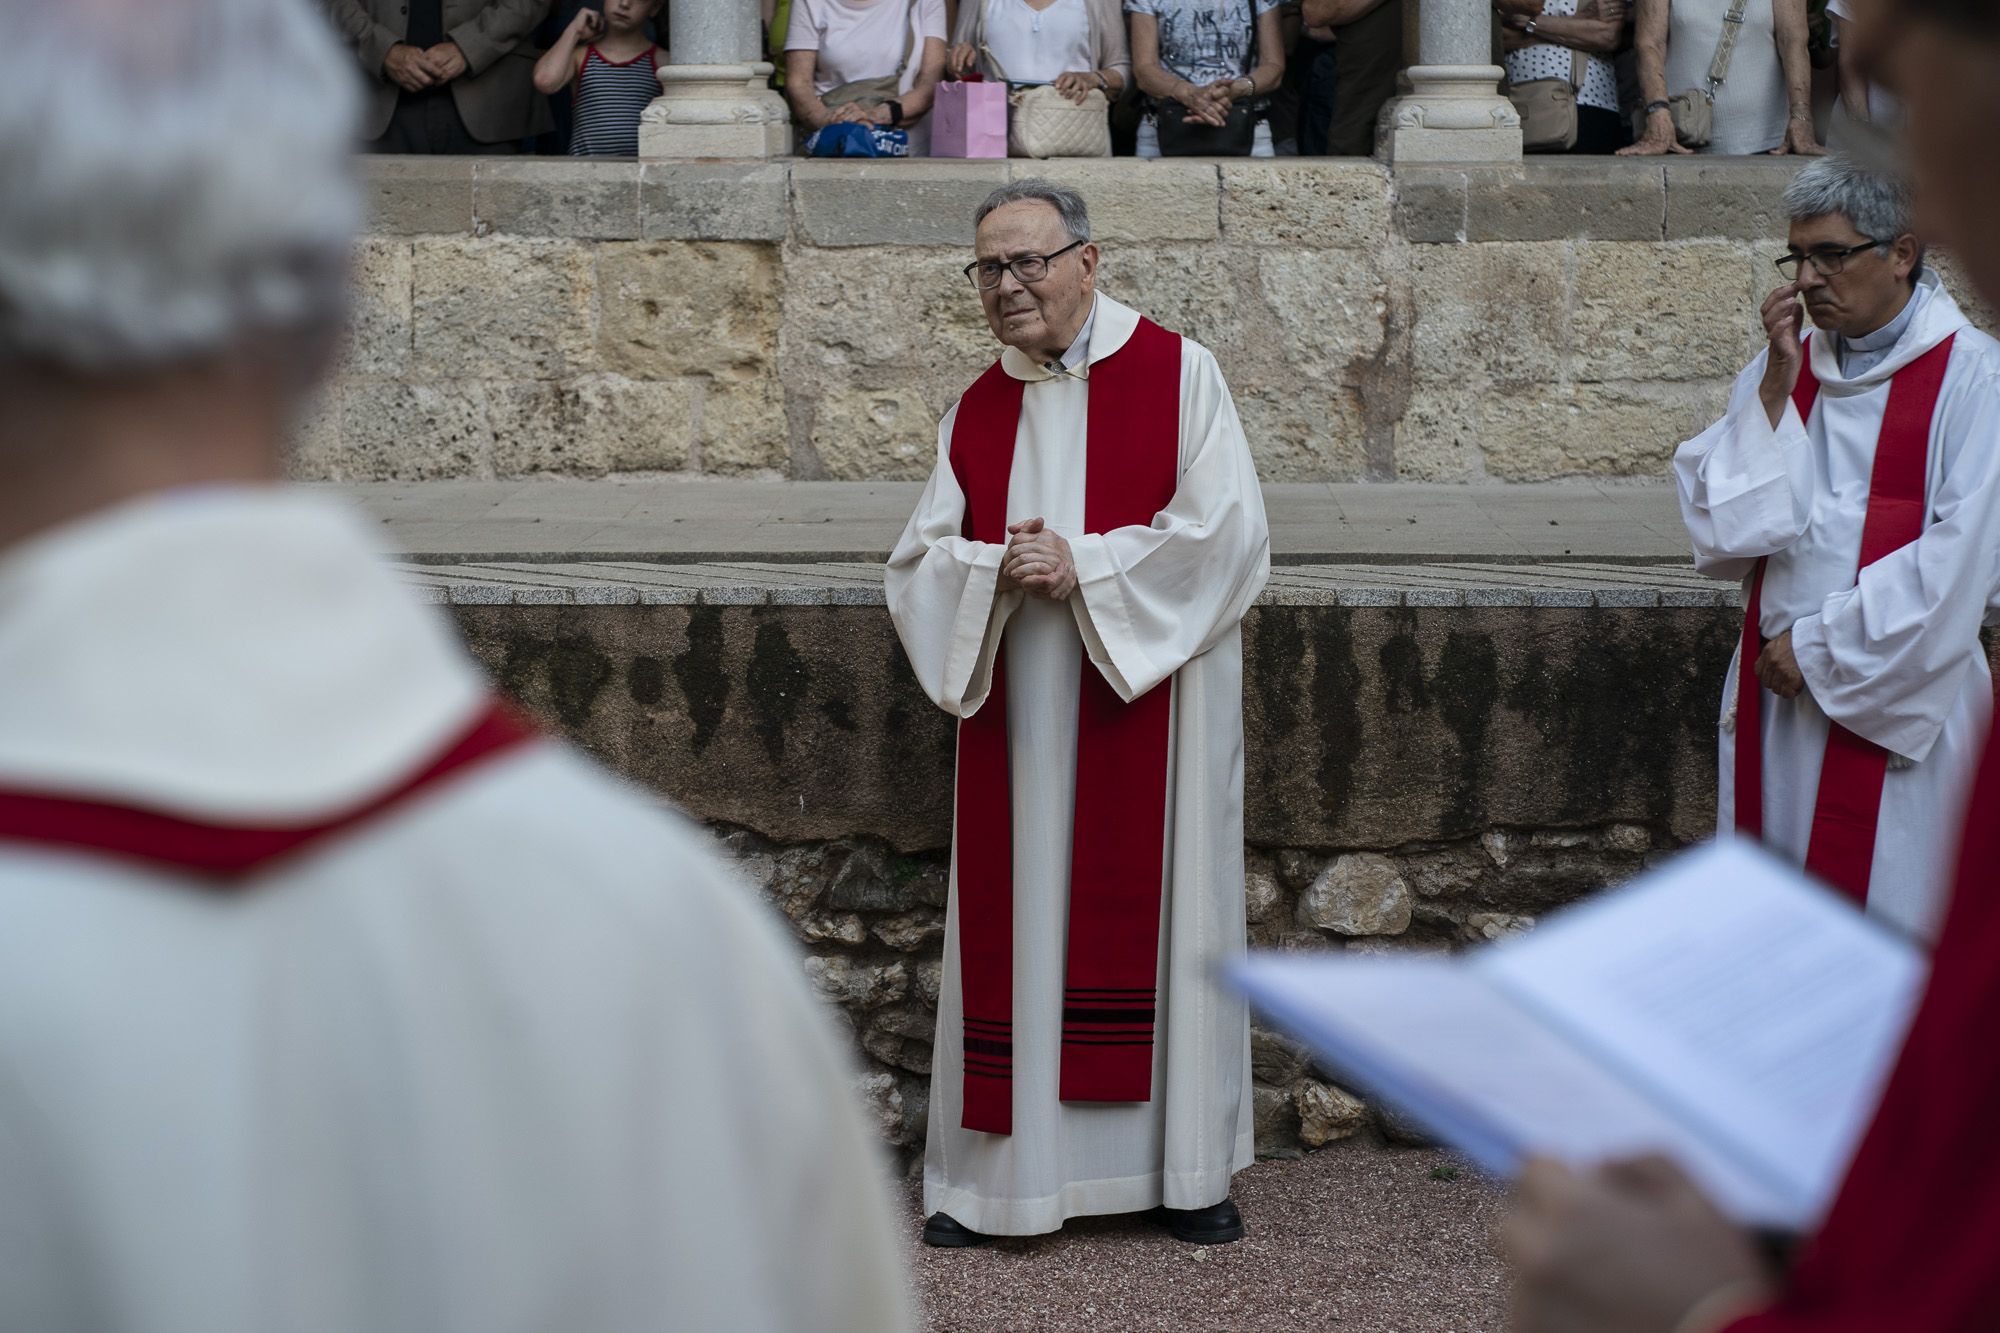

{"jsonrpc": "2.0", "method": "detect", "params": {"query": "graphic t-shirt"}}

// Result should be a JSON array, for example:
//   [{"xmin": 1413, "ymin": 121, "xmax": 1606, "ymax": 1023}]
[{"xmin": 1123, "ymin": 0, "xmax": 1279, "ymax": 86}]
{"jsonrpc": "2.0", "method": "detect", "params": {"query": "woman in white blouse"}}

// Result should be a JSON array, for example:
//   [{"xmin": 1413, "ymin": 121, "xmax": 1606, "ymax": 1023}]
[{"xmin": 945, "ymin": 0, "xmax": 1133, "ymax": 102}]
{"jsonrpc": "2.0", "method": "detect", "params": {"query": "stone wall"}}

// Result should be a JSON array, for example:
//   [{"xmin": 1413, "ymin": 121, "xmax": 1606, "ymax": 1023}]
[
  {"xmin": 450, "ymin": 594, "xmax": 1734, "ymax": 1163},
  {"xmin": 307, "ymin": 155, "xmax": 1968, "ymax": 485}
]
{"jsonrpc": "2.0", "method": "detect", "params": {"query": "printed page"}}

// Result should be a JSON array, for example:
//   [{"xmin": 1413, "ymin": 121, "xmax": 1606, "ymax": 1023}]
[
  {"xmin": 1229, "ymin": 954, "xmax": 1802, "ymax": 1225},
  {"xmin": 1479, "ymin": 840, "xmax": 1923, "ymax": 1226}
]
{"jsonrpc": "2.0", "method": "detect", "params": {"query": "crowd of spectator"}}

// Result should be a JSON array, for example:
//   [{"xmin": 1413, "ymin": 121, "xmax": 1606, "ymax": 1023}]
[{"xmin": 324, "ymin": 0, "xmax": 1877, "ymax": 159}]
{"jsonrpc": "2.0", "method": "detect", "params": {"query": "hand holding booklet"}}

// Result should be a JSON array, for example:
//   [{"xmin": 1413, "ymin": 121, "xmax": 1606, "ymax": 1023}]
[{"xmin": 1229, "ymin": 841, "xmax": 1924, "ymax": 1231}]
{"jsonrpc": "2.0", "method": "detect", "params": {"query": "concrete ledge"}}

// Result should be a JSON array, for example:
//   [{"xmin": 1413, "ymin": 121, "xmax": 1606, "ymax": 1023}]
[
  {"xmin": 791, "ymin": 160, "xmax": 1013, "ymax": 248},
  {"xmin": 1392, "ymin": 158, "xmax": 1805, "ymax": 245},
  {"xmin": 356, "ymin": 156, "xmax": 1805, "ymax": 245}
]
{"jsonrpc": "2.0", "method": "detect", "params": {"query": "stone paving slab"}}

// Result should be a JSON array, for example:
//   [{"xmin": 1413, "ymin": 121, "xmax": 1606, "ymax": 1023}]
[
  {"xmin": 327, "ymin": 478, "xmax": 1692, "ymax": 565},
  {"xmin": 395, "ymin": 558, "xmax": 1739, "ymax": 610}
]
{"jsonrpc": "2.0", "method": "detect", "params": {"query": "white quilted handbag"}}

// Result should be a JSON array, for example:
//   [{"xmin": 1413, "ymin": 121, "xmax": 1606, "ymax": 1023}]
[{"xmin": 1006, "ymin": 83, "xmax": 1112, "ymax": 159}]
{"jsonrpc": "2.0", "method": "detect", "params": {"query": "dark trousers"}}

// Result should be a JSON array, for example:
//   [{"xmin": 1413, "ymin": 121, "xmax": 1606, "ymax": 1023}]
[
  {"xmin": 367, "ymin": 89, "xmax": 519, "ymax": 155},
  {"xmin": 1298, "ymin": 38, "xmax": 1339, "ymax": 155},
  {"xmin": 1325, "ymin": 0, "xmax": 1403, "ymax": 156}
]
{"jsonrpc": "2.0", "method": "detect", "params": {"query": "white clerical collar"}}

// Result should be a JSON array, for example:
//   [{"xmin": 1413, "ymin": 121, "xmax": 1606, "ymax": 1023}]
[
  {"xmin": 999, "ymin": 294, "xmax": 1141, "ymax": 383},
  {"xmin": 0, "ymin": 485, "xmax": 490, "ymax": 821},
  {"xmin": 1043, "ymin": 304, "xmax": 1097, "ymax": 379},
  {"xmin": 1844, "ymin": 276, "xmax": 1925, "ymax": 354}
]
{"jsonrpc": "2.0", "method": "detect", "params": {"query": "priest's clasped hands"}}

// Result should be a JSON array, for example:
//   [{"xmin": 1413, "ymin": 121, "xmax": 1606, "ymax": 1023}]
[
  {"xmin": 999, "ymin": 518, "xmax": 1076, "ymax": 601},
  {"xmin": 1755, "ymin": 630, "xmax": 1807, "ymax": 700}
]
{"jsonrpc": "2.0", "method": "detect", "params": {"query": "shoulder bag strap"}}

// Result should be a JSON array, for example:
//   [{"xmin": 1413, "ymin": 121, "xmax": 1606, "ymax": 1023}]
[{"xmin": 1706, "ymin": 0, "xmax": 1753, "ymax": 92}]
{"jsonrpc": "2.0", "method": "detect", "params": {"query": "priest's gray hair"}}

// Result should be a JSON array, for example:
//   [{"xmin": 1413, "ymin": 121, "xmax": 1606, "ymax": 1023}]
[
  {"xmin": 0, "ymin": 0, "xmax": 363, "ymax": 373},
  {"xmin": 974, "ymin": 180, "xmax": 1093, "ymax": 244},
  {"xmin": 1783, "ymin": 156, "xmax": 1915, "ymax": 243}
]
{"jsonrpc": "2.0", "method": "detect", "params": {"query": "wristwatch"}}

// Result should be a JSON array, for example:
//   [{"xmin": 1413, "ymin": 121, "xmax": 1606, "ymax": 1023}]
[
  {"xmin": 885, "ymin": 99, "xmax": 905, "ymax": 127},
  {"xmin": 1645, "ymin": 98, "xmax": 1671, "ymax": 116},
  {"xmin": 1523, "ymin": 18, "xmax": 1539, "ymax": 35}
]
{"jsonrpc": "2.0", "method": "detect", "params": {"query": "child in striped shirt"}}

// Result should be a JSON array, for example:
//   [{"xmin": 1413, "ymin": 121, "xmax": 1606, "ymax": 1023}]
[{"xmin": 533, "ymin": 0, "xmax": 665, "ymax": 157}]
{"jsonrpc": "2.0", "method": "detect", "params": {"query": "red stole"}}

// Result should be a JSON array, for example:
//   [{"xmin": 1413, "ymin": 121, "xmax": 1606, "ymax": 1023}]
[
  {"xmin": 1734, "ymin": 334, "xmax": 1957, "ymax": 903},
  {"xmin": 0, "ymin": 700, "xmax": 536, "ymax": 881},
  {"xmin": 1726, "ymin": 720, "xmax": 2000, "ymax": 1331},
  {"xmin": 947, "ymin": 318, "xmax": 1183, "ymax": 1136}
]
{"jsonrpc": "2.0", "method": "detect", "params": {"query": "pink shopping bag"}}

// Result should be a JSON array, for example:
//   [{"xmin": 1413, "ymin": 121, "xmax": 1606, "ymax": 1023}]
[{"xmin": 931, "ymin": 80, "xmax": 1008, "ymax": 159}]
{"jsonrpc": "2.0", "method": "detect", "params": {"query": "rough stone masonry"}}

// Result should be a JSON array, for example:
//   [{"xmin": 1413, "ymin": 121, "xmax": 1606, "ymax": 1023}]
[{"xmin": 304, "ymin": 156, "xmax": 1983, "ymax": 486}]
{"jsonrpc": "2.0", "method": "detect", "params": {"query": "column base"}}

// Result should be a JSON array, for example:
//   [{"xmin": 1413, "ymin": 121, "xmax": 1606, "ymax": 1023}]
[
  {"xmin": 640, "ymin": 63, "xmax": 792, "ymax": 159},
  {"xmin": 1378, "ymin": 64, "xmax": 1522, "ymax": 165}
]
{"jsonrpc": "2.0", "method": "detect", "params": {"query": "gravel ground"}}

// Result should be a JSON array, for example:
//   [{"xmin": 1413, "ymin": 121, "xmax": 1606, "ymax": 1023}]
[{"xmin": 904, "ymin": 1147, "xmax": 1512, "ymax": 1332}]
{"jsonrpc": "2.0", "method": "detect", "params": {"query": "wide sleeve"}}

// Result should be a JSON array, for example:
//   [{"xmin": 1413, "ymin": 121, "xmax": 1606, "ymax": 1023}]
[
  {"xmin": 884, "ymin": 402, "xmax": 1024, "ymax": 718},
  {"xmin": 1066, "ymin": 342, "xmax": 1271, "ymax": 702},
  {"xmin": 1672, "ymin": 350, "xmax": 1818, "ymax": 582},
  {"xmin": 1789, "ymin": 361, "xmax": 2000, "ymax": 763}
]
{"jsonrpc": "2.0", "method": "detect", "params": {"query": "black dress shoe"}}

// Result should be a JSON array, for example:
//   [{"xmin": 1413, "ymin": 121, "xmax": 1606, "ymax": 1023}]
[
  {"xmin": 1160, "ymin": 1198, "xmax": 1244, "ymax": 1245},
  {"xmin": 921, "ymin": 1212, "xmax": 992, "ymax": 1247}
]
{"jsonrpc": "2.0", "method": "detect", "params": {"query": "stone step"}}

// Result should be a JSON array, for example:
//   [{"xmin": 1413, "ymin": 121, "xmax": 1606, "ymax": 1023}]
[
  {"xmin": 324, "ymin": 477, "xmax": 1692, "ymax": 566},
  {"xmin": 398, "ymin": 557, "xmax": 1738, "ymax": 609}
]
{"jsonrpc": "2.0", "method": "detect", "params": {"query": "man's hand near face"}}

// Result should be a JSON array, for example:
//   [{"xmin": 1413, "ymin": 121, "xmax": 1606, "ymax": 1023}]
[
  {"xmin": 1000, "ymin": 517, "xmax": 1076, "ymax": 601},
  {"xmin": 1505, "ymin": 1156, "xmax": 1776, "ymax": 1333}
]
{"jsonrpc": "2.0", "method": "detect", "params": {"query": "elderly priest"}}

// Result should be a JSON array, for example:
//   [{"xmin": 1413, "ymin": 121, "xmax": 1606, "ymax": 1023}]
[
  {"xmin": 1674, "ymin": 154, "xmax": 2000, "ymax": 942},
  {"xmin": 887, "ymin": 180, "xmax": 1271, "ymax": 1249}
]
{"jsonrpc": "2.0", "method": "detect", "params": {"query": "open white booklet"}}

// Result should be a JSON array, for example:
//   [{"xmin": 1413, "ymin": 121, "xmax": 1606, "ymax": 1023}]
[{"xmin": 1229, "ymin": 841, "xmax": 1924, "ymax": 1231}]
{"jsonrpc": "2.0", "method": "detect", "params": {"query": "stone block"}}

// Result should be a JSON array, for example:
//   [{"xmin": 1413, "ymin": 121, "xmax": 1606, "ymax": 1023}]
[
  {"xmin": 490, "ymin": 374, "xmax": 698, "ymax": 476},
  {"xmin": 1096, "ymin": 245, "xmax": 1253, "ymax": 368},
  {"xmin": 322, "ymin": 380, "xmax": 549, "ymax": 480},
  {"xmin": 783, "ymin": 244, "xmax": 1001, "ymax": 387},
  {"xmin": 1006, "ymin": 159, "xmax": 1219, "ymax": 242},
  {"xmin": 1221, "ymin": 161, "xmax": 1393, "ymax": 248},
  {"xmin": 1463, "ymin": 160, "xmax": 1665, "ymax": 242},
  {"xmin": 1253, "ymin": 1084, "xmax": 1304, "ymax": 1158},
  {"xmin": 595, "ymin": 241, "xmax": 780, "ymax": 380},
  {"xmin": 341, "ymin": 240, "xmax": 413, "ymax": 380},
  {"xmin": 641, "ymin": 162, "xmax": 791, "ymax": 241},
  {"xmin": 792, "ymin": 161, "xmax": 1011, "ymax": 247},
  {"xmin": 1234, "ymin": 386, "xmax": 1370, "ymax": 482},
  {"xmin": 1392, "ymin": 386, "xmax": 1487, "ymax": 481},
  {"xmin": 1476, "ymin": 378, "xmax": 1733, "ymax": 480},
  {"xmin": 359, "ymin": 158, "xmax": 473, "ymax": 235},
  {"xmin": 284, "ymin": 387, "xmax": 341, "ymax": 479},
  {"xmin": 1407, "ymin": 242, "xmax": 1567, "ymax": 386},
  {"xmin": 700, "ymin": 378, "xmax": 791, "ymax": 475},
  {"xmin": 1295, "ymin": 1079, "xmax": 1369, "ymax": 1147},
  {"xmin": 1257, "ymin": 249, "xmax": 1395, "ymax": 382},
  {"xmin": 1252, "ymin": 1027, "xmax": 1311, "ymax": 1086},
  {"xmin": 1662, "ymin": 157, "xmax": 1805, "ymax": 241},
  {"xmin": 1300, "ymin": 852, "xmax": 1412, "ymax": 935},
  {"xmin": 804, "ymin": 955, "xmax": 910, "ymax": 1009},
  {"xmin": 473, "ymin": 160, "xmax": 642, "ymax": 239},
  {"xmin": 1393, "ymin": 168, "xmax": 1469, "ymax": 244},
  {"xmin": 810, "ymin": 385, "xmax": 940, "ymax": 481},
  {"xmin": 1573, "ymin": 240, "xmax": 1765, "ymax": 382},
  {"xmin": 411, "ymin": 238, "xmax": 596, "ymax": 379}
]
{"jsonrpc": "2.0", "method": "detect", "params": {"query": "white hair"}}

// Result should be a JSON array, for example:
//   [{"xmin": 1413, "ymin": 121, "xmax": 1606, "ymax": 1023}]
[
  {"xmin": 1783, "ymin": 155, "xmax": 1915, "ymax": 243},
  {"xmin": 0, "ymin": 0, "xmax": 363, "ymax": 373}
]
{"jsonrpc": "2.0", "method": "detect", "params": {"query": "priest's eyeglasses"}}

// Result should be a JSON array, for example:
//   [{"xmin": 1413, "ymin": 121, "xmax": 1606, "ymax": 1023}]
[
  {"xmin": 1775, "ymin": 239, "xmax": 1887, "ymax": 280},
  {"xmin": 965, "ymin": 240, "xmax": 1085, "ymax": 290}
]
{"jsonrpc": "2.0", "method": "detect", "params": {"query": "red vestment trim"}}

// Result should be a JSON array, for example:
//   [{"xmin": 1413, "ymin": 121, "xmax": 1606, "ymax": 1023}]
[
  {"xmin": 1734, "ymin": 335, "xmax": 1958, "ymax": 903},
  {"xmin": 0, "ymin": 700, "xmax": 537, "ymax": 881},
  {"xmin": 947, "ymin": 321, "xmax": 1183, "ymax": 1135}
]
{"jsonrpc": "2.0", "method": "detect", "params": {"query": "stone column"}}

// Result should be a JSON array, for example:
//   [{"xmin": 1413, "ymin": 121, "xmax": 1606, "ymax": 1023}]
[
  {"xmin": 639, "ymin": 0, "xmax": 791, "ymax": 158},
  {"xmin": 1378, "ymin": 0, "xmax": 1521, "ymax": 164}
]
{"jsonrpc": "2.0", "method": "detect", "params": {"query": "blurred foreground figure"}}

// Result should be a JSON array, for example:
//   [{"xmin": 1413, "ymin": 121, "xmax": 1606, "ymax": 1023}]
[
  {"xmin": 1509, "ymin": 5, "xmax": 2000, "ymax": 1328},
  {"xmin": 0, "ymin": 3, "xmax": 911, "ymax": 1330},
  {"xmin": 1675, "ymin": 154, "xmax": 2000, "ymax": 942}
]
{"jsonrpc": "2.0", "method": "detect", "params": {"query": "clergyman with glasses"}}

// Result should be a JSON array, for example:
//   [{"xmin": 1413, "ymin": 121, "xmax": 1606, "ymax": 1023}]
[
  {"xmin": 885, "ymin": 179, "xmax": 1270, "ymax": 1250},
  {"xmin": 1674, "ymin": 154, "xmax": 2000, "ymax": 942}
]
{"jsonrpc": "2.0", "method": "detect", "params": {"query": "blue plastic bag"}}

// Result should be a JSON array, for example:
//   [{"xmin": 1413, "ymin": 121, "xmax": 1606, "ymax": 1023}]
[{"xmin": 804, "ymin": 123, "xmax": 911, "ymax": 158}]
